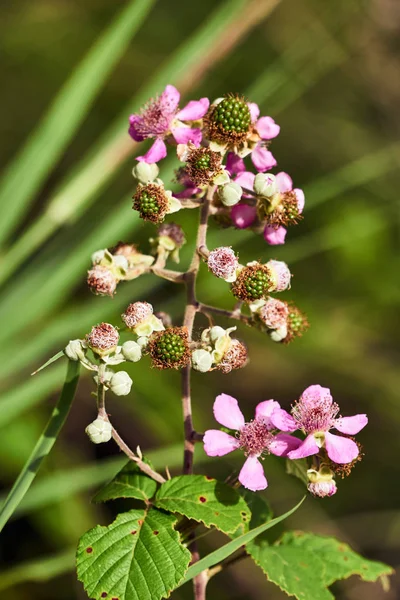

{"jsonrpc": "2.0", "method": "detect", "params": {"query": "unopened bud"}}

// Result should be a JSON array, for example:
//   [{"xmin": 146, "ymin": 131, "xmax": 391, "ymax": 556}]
[
  {"xmin": 219, "ymin": 182, "xmax": 243, "ymax": 207},
  {"xmin": 254, "ymin": 173, "xmax": 278, "ymax": 197},
  {"xmin": 65, "ymin": 339, "xmax": 86, "ymax": 361},
  {"xmin": 191, "ymin": 349, "xmax": 213, "ymax": 373},
  {"xmin": 121, "ymin": 340, "xmax": 142, "ymax": 362},
  {"xmin": 85, "ymin": 418, "xmax": 112, "ymax": 444},
  {"xmin": 109, "ymin": 371, "xmax": 133, "ymax": 396},
  {"xmin": 132, "ymin": 162, "xmax": 159, "ymax": 183},
  {"xmin": 207, "ymin": 247, "xmax": 239, "ymax": 282},
  {"xmin": 86, "ymin": 323, "xmax": 119, "ymax": 356}
]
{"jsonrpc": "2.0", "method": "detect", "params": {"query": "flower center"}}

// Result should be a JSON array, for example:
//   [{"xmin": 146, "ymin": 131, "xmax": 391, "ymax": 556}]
[
  {"xmin": 292, "ymin": 399, "xmax": 339, "ymax": 433},
  {"xmin": 155, "ymin": 332, "xmax": 186, "ymax": 363},
  {"xmin": 238, "ymin": 419, "xmax": 273, "ymax": 456},
  {"xmin": 136, "ymin": 95, "xmax": 176, "ymax": 138}
]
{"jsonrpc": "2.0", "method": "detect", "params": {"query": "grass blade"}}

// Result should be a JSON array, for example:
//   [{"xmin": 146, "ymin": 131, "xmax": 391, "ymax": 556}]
[
  {"xmin": 31, "ymin": 350, "xmax": 65, "ymax": 376},
  {"xmin": 0, "ymin": 0, "xmax": 156, "ymax": 247},
  {"xmin": 0, "ymin": 359, "xmax": 80, "ymax": 531},
  {"xmin": 180, "ymin": 497, "xmax": 305, "ymax": 585},
  {"xmin": 0, "ymin": 548, "xmax": 76, "ymax": 591}
]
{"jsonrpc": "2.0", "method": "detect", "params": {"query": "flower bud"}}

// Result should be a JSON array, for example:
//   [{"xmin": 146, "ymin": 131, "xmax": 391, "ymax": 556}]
[
  {"xmin": 87, "ymin": 266, "xmax": 118, "ymax": 297},
  {"xmin": 121, "ymin": 340, "xmax": 142, "ymax": 363},
  {"xmin": 191, "ymin": 349, "xmax": 213, "ymax": 373},
  {"xmin": 254, "ymin": 173, "xmax": 278, "ymax": 197},
  {"xmin": 269, "ymin": 324, "xmax": 288, "ymax": 343},
  {"xmin": 112, "ymin": 254, "xmax": 129, "ymax": 270},
  {"xmin": 109, "ymin": 371, "xmax": 133, "ymax": 396},
  {"xmin": 85, "ymin": 418, "xmax": 112, "ymax": 444},
  {"xmin": 65, "ymin": 339, "xmax": 86, "ymax": 361},
  {"xmin": 91, "ymin": 249, "xmax": 106, "ymax": 264},
  {"xmin": 148, "ymin": 327, "xmax": 190, "ymax": 370},
  {"xmin": 219, "ymin": 182, "xmax": 242, "ymax": 207},
  {"xmin": 266, "ymin": 259, "xmax": 291, "ymax": 292},
  {"xmin": 307, "ymin": 467, "xmax": 337, "ymax": 498},
  {"xmin": 86, "ymin": 323, "xmax": 119, "ymax": 356},
  {"xmin": 207, "ymin": 247, "xmax": 239, "ymax": 282},
  {"xmin": 132, "ymin": 162, "xmax": 159, "ymax": 183}
]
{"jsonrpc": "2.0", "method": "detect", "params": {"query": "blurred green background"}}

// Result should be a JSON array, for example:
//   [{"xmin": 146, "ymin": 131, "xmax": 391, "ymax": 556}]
[{"xmin": 0, "ymin": 0, "xmax": 399, "ymax": 598}]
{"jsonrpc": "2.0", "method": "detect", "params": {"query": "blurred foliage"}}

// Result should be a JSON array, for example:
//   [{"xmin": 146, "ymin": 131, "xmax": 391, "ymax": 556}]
[{"xmin": 0, "ymin": 0, "xmax": 399, "ymax": 598}]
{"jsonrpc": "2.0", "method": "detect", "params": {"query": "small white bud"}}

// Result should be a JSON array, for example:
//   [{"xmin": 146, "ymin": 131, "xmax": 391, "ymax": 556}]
[
  {"xmin": 91, "ymin": 249, "xmax": 106, "ymax": 264},
  {"xmin": 254, "ymin": 173, "xmax": 278, "ymax": 197},
  {"xmin": 109, "ymin": 371, "xmax": 133, "ymax": 396},
  {"xmin": 269, "ymin": 324, "xmax": 288, "ymax": 343},
  {"xmin": 113, "ymin": 255, "xmax": 129, "ymax": 270},
  {"xmin": 219, "ymin": 182, "xmax": 243, "ymax": 207},
  {"xmin": 65, "ymin": 339, "xmax": 86, "ymax": 361},
  {"xmin": 209, "ymin": 326, "xmax": 228, "ymax": 343},
  {"xmin": 121, "ymin": 340, "xmax": 142, "ymax": 362},
  {"xmin": 137, "ymin": 336, "xmax": 149, "ymax": 349},
  {"xmin": 132, "ymin": 162, "xmax": 159, "ymax": 183},
  {"xmin": 192, "ymin": 349, "xmax": 213, "ymax": 373},
  {"xmin": 85, "ymin": 418, "xmax": 112, "ymax": 444}
]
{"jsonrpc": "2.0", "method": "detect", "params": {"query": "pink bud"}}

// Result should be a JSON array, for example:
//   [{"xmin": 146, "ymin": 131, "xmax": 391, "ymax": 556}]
[{"xmin": 231, "ymin": 204, "xmax": 257, "ymax": 229}]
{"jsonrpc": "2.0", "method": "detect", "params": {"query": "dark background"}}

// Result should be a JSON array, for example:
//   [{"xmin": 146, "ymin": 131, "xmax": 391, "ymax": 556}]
[{"xmin": 0, "ymin": 0, "xmax": 399, "ymax": 598}]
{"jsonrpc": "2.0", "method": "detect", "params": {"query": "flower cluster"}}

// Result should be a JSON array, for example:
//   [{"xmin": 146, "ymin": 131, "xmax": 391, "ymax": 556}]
[{"xmin": 204, "ymin": 385, "xmax": 367, "ymax": 495}]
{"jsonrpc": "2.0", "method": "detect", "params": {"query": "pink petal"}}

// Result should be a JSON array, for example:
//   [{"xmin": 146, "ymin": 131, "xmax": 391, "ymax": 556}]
[
  {"xmin": 287, "ymin": 434, "xmax": 319, "ymax": 459},
  {"xmin": 226, "ymin": 152, "xmax": 246, "ymax": 175},
  {"xmin": 264, "ymin": 225, "xmax": 287, "ymax": 245},
  {"xmin": 213, "ymin": 393, "xmax": 245, "ymax": 430},
  {"xmin": 276, "ymin": 171, "xmax": 293, "ymax": 193},
  {"xmin": 238, "ymin": 456, "xmax": 267, "ymax": 491},
  {"xmin": 171, "ymin": 126, "xmax": 202, "ymax": 146},
  {"xmin": 231, "ymin": 203, "xmax": 257, "ymax": 229},
  {"xmin": 248, "ymin": 102, "xmax": 260, "ymax": 122},
  {"xmin": 334, "ymin": 414, "xmax": 368, "ymax": 435},
  {"xmin": 136, "ymin": 138, "xmax": 167, "ymax": 163},
  {"xmin": 162, "ymin": 84, "xmax": 180, "ymax": 110},
  {"xmin": 255, "ymin": 400, "xmax": 280, "ymax": 429},
  {"xmin": 176, "ymin": 97, "xmax": 209, "ymax": 121},
  {"xmin": 269, "ymin": 433, "xmax": 302, "ymax": 456},
  {"xmin": 294, "ymin": 188, "xmax": 305, "ymax": 213},
  {"xmin": 270, "ymin": 408, "xmax": 297, "ymax": 432},
  {"xmin": 300, "ymin": 385, "xmax": 332, "ymax": 407},
  {"xmin": 128, "ymin": 115, "xmax": 145, "ymax": 141},
  {"xmin": 251, "ymin": 145, "xmax": 277, "ymax": 172},
  {"xmin": 325, "ymin": 432, "xmax": 359, "ymax": 464},
  {"xmin": 256, "ymin": 116, "xmax": 280, "ymax": 140},
  {"xmin": 235, "ymin": 171, "xmax": 255, "ymax": 194},
  {"xmin": 203, "ymin": 430, "xmax": 240, "ymax": 457}
]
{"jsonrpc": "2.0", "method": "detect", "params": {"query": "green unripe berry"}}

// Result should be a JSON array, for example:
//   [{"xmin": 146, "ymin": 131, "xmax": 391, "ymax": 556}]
[
  {"xmin": 155, "ymin": 332, "xmax": 185, "ymax": 362},
  {"xmin": 213, "ymin": 97, "xmax": 251, "ymax": 134}
]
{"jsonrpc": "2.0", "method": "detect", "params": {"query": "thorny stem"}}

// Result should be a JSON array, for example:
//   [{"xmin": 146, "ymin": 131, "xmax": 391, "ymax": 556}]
[
  {"xmin": 181, "ymin": 185, "xmax": 214, "ymax": 600},
  {"xmin": 96, "ymin": 362, "xmax": 166, "ymax": 485}
]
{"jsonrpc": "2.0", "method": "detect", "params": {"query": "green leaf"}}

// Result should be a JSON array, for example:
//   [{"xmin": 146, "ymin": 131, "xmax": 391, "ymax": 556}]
[
  {"xmin": 92, "ymin": 459, "xmax": 158, "ymax": 503},
  {"xmin": 76, "ymin": 508, "xmax": 191, "ymax": 600},
  {"xmin": 180, "ymin": 497, "xmax": 305, "ymax": 586},
  {"xmin": 247, "ymin": 531, "xmax": 393, "ymax": 600},
  {"xmin": 286, "ymin": 458, "xmax": 309, "ymax": 486},
  {"xmin": 0, "ymin": 0, "xmax": 156, "ymax": 247},
  {"xmin": 0, "ymin": 360, "xmax": 80, "ymax": 532},
  {"xmin": 155, "ymin": 475, "xmax": 250, "ymax": 535},
  {"xmin": 31, "ymin": 350, "xmax": 65, "ymax": 376}
]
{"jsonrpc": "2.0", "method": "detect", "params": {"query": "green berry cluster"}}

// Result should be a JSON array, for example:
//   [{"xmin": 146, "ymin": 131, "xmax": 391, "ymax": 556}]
[
  {"xmin": 289, "ymin": 311, "xmax": 304, "ymax": 333},
  {"xmin": 155, "ymin": 332, "xmax": 186, "ymax": 363},
  {"xmin": 139, "ymin": 192, "xmax": 160, "ymax": 216},
  {"xmin": 195, "ymin": 154, "xmax": 211, "ymax": 170},
  {"xmin": 244, "ymin": 270, "xmax": 270, "ymax": 300},
  {"xmin": 213, "ymin": 97, "xmax": 251, "ymax": 134}
]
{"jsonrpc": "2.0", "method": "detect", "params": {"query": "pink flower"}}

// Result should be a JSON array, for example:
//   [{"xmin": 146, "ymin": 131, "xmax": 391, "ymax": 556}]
[
  {"xmin": 231, "ymin": 203, "xmax": 257, "ymax": 229},
  {"xmin": 129, "ymin": 85, "xmax": 209, "ymax": 163},
  {"xmin": 203, "ymin": 394, "xmax": 301, "ymax": 491},
  {"xmin": 248, "ymin": 103, "xmax": 279, "ymax": 172},
  {"xmin": 270, "ymin": 385, "xmax": 368, "ymax": 464},
  {"xmin": 275, "ymin": 171, "xmax": 305, "ymax": 213}
]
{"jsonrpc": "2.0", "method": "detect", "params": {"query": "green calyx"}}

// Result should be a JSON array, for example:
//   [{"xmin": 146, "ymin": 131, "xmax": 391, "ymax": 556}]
[
  {"xmin": 139, "ymin": 192, "xmax": 160, "ymax": 215},
  {"xmin": 213, "ymin": 97, "xmax": 251, "ymax": 134},
  {"xmin": 244, "ymin": 270, "xmax": 270, "ymax": 300},
  {"xmin": 155, "ymin": 332, "xmax": 186, "ymax": 362}
]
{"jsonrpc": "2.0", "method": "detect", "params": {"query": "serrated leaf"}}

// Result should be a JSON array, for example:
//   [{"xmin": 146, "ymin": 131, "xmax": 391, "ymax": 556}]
[
  {"xmin": 286, "ymin": 458, "xmax": 309, "ymax": 486},
  {"xmin": 155, "ymin": 475, "xmax": 250, "ymax": 534},
  {"xmin": 76, "ymin": 508, "xmax": 191, "ymax": 600},
  {"xmin": 181, "ymin": 497, "xmax": 305, "ymax": 586},
  {"xmin": 92, "ymin": 460, "xmax": 157, "ymax": 503},
  {"xmin": 247, "ymin": 531, "xmax": 393, "ymax": 600}
]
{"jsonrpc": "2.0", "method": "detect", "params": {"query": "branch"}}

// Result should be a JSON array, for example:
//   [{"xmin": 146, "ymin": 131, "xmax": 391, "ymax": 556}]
[{"xmin": 198, "ymin": 303, "xmax": 250, "ymax": 325}]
